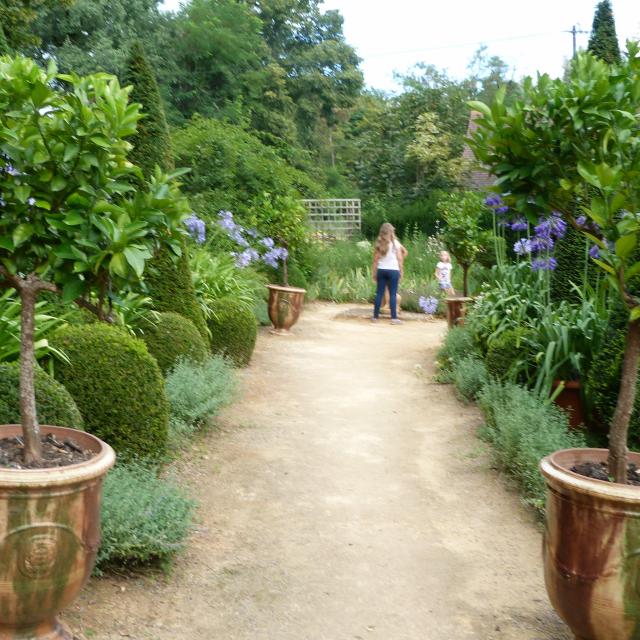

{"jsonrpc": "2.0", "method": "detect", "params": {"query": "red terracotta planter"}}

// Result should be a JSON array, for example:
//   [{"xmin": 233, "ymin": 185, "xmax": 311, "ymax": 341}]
[
  {"xmin": 266, "ymin": 284, "xmax": 306, "ymax": 335},
  {"xmin": 541, "ymin": 448, "xmax": 640, "ymax": 640},
  {"xmin": 551, "ymin": 379, "xmax": 584, "ymax": 429},
  {"xmin": 0, "ymin": 425, "xmax": 115, "ymax": 640},
  {"xmin": 446, "ymin": 296, "xmax": 473, "ymax": 328}
]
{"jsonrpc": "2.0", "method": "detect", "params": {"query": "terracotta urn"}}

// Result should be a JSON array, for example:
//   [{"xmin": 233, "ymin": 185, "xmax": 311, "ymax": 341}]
[
  {"xmin": 551, "ymin": 380, "xmax": 584, "ymax": 429},
  {"xmin": 0, "ymin": 425, "xmax": 115, "ymax": 640},
  {"xmin": 266, "ymin": 284, "xmax": 306, "ymax": 335},
  {"xmin": 540, "ymin": 448, "xmax": 640, "ymax": 640},
  {"xmin": 445, "ymin": 296, "xmax": 473, "ymax": 328}
]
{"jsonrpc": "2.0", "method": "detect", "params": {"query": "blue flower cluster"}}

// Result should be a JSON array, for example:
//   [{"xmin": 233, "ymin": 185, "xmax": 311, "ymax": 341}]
[
  {"xmin": 184, "ymin": 214, "xmax": 206, "ymax": 244},
  {"xmin": 418, "ymin": 295, "xmax": 438, "ymax": 315},
  {"xmin": 485, "ymin": 195, "xmax": 568, "ymax": 272},
  {"xmin": 217, "ymin": 210, "xmax": 288, "ymax": 269}
]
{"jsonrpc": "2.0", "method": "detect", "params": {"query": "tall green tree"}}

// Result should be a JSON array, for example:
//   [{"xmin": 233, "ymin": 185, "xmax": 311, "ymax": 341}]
[
  {"xmin": 30, "ymin": 0, "xmax": 167, "ymax": 77},
  {"xmin": 0, "ymin": 0, "xmax": 70, "ymax": 51},
  {"xmin": 587, "ymin": 0, "xmax": 621, "ymax": 64},
  {"xmin": 123, "ymin": 41, "xmax": 208, "ymax": 342}
]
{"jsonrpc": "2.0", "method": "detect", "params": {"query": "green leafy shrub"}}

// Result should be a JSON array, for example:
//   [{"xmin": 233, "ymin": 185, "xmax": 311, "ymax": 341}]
[
  {"xmin": 207, "ymin": 298, "xmax": 257, "ymax": 367},
  {"xmin": 485, "ymin": 327, "xmax": 533, "ymax": 382},
  {"xmin": 166, "ymin": 356, "xmax": 236, "ymax": 431},
  {"xmin": 478, "ymin": 381, "xmax": 585, "ymax": 512},
  {"xmin": 145, "ymin": 241, "xmax": 209, "ymax": 343},
  {"xmin": 51, "ymin": 325, "xmax": 169, "ymax": 460},
  {"xmin": 96, "ymin": 462, "xmax": 194, "ymax": 573},
  {"xmin": 0, "ymin": 363, "xmax": 83, "ymax": 429},
  {"xmin": 454, "ymin": 356, "xmax": 489, "ymax": 403},
  {"xmin": 141, "ymin": 312, "xmax": 208, "ymax": 375},
  {"xmin": 435, "ymin": 326, "xmax": 477, "ymax": 381}
]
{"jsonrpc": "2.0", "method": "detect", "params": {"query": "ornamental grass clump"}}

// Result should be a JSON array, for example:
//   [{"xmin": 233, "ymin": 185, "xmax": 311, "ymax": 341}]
[
  {"xmin": 0, "ymin": 55, "xmax": 190, "ymax": 465},
  {"xmin": 470, "ymin": 43, "xmax": 640, "ymax": 483}
]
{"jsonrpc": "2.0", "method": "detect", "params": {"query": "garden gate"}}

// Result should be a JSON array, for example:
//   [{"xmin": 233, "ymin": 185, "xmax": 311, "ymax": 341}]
[{"xmin": 301, "ymin": 199, "xmax": 361, "ymax": 239}]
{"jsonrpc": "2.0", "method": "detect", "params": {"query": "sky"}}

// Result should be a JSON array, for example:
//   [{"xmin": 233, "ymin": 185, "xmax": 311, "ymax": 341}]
[{"xmin": 160, "ymin": 0, "xmax": 640, "ymax": 93}]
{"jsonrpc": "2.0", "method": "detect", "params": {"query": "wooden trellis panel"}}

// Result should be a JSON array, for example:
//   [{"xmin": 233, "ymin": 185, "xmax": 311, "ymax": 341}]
[{"xmin": 302, "ymin": 198, "xmax": 361, "ymax": 239}]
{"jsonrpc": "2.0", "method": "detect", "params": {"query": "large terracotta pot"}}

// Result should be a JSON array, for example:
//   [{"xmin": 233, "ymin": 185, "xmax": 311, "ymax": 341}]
[
  {"xmin": 540, "ymin": 448, "xmax": 640, "ymax": 640},
  {"xmin": 266, "ymin": 284, "xmax": 306, "ymax": 335},
  {"xmin": 446, "ymin": 296, "xmax": 473, "ymax": 328},
  {"xmin": 0, "ymin": 425, "xmax": 115, "ymax": 640},
  {"xmin": 551, "ymin": 379, "xmax": 584, "ymax": 429}
]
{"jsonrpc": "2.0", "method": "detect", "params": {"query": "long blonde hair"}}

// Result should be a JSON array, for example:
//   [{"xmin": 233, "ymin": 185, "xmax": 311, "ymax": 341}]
[{"xmin": 375, "ymin": 222, "xmax": 396, "ymax": 257}]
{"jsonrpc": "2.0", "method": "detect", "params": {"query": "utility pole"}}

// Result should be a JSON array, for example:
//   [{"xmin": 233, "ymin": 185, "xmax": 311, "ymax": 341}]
[{"xmin": 565, "ymin": 25, "xmax": 589, "ymax": 58}]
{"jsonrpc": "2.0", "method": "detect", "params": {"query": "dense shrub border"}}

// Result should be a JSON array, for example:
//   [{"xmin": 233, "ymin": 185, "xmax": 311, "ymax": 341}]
[
  {"xmin": 437, "ymin": 327, "xmax": 583, "ymax": 513},
  {"xmin": 51, "ymin": 324, "xmax": 169, "ymax": 460},
  {"xmin": 141, "ymin": 312, "xmax": 209, "ymax": 376},
  {"xmin": 0, "ymin": 362, "xmax": 83, "ymax": 429},
  {"xmin": 207, "ymin": 298, "xmax": 257, "ymax": 367}
]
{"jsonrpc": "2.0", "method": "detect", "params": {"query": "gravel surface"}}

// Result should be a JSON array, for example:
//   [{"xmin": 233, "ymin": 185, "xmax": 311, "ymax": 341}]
[{"xmin": 64, "ymin": 302, "xmax": 571, "ymax": 640}]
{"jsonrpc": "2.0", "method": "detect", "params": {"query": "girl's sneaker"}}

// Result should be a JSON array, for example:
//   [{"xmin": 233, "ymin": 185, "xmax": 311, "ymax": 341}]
[{"xmin": 390, "ymin": 318, "xmax": 403, "ymax": 325}]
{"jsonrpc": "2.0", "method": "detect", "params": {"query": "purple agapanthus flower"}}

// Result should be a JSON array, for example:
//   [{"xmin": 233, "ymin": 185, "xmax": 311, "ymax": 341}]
[
  {"xmin": 230, "ymin": 228, "xmax": 249, "ymax": 247},
  {"xmin": 418, "ymin": 296, "xmax": 438, "ymax": 315},
  {"xmin": 495, "ymin": 205, "xmax": 509, "ymax": 215},
  {"xmin": 217, "ymin": 210, "xmax": 236, "ymax": 232},
  {"xmin": 510, "ymin": 218, "xmax": 528, "ymax": 232},
  {"xmin": 589, "ymin": 245, "xmax": 601, "ymax": 259},
  {"xmin": 531, "ymin": 256, "xmax": 557, "ymax": 271},
  {"xmin": 262, "ymin": 247, "xmax": 288, "ymax": 268},
  {"xmin": 530, "ymin": 235, "xmax": 555, "ymax": 252},
  {"xmin": 260, "ymin": 237, "xmax": 275, "ymax": 249},
  {"xmin": 513, "ymin": 239, "xmax": 532, "ymax": 255},
  {"xmin": 484, "ymin": 194, "xmax": 502, "ymax": 207},
  {"xmin": 575, "ymin": 215, "xmax": 587, "ymax": 228},
  {"xmin": 184, "ymin": 214, "xmax": 206, "ymax": 244},
  {"xmin": 233, "ymin": 248, "xmax": 260, "ymax": 268}
]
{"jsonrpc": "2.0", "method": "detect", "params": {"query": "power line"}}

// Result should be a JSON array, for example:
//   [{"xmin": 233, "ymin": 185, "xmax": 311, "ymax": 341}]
[
  {"xmin": 362, "ymin": 31, "xmax": 576, "ymax": 59},
  {"xmin": 564, "ymin": 25, "xmax": 590, "ymax": 57}
]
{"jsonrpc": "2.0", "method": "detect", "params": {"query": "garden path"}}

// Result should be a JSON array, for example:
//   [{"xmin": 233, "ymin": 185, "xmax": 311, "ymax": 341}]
[{"xmin": 64, "ymin": 302, "xmax": 571, "ymax": 640}]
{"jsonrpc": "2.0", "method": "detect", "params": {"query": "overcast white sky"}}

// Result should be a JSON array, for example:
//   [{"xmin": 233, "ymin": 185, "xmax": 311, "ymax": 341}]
[{"xmin": 160, "ymin": 0, "xmax": 640, "ymax": 92}]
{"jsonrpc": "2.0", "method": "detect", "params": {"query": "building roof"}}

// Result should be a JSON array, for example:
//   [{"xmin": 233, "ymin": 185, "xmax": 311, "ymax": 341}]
[{"xmin": 461, "ymin": 110, "xmax": 495, "ymax": 190}]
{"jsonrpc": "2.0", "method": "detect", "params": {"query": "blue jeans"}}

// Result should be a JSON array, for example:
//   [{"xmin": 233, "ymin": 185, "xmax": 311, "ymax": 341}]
[{"xmin": 374, "ymin": 269, "xmax": 400, "ymax": 319}]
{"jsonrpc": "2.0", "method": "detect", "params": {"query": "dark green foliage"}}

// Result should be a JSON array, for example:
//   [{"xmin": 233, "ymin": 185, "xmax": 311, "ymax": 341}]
[
  {"xmin": 485, "ymin": 328, "xmax": 533, "ymax": 381},
  {"xmin": 585, "ymin": 313, "xmax": 640, "ymax": 447},
  {"xmin": 145, "ymin": 240, "xmax": 209, "ymax": 343},
  {"xmin": 550, "ymin": 221, "xmax": 591, "ymax": 304},
  {"xmin": 207, "ymin": 298, "xmax": 257, "ymax": 367},
  {"xmin": 96, "ymin": 462, "xmax": 194, "ymax": 573},
  {"xmin": 51, "ymin": 324, "xmax": 169, "ymax": 460},
  {"xmin": 361, "ymin": 194, "xmax": 442, "ymax": 239},
  {"xmin": 141, "ymin": 312, "xmax": 208, "ymax": 376},
  {"xmin": 172, "ymin": 116, "xmax": 320, "ymax": 216},
  {"xmin": 588, "ymin": 0, "xmax": 621, "ymax": 65},
  {"xmin": 281, "ymin": 259, "xmax": 308, "ymax": 289},
  {"xmin": 0, "ymin": 362, "xmax": 83, "ymax": 429},
  {"xmin": 123, "ymin": 41, "xmax": 173, "ymax": 178}
]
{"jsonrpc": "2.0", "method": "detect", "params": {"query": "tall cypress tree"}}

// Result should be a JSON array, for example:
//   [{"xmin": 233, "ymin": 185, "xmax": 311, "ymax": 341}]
[
  {"xmin": 123, "ymin": 42, "xmax": 209, "ymax": 343},
  {"xmin": 587, "ymin": 0, "xmax": 621, "ymax": 64}
]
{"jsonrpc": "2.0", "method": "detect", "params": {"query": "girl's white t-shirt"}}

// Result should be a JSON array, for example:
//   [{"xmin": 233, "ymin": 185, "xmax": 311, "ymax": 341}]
[
  {"xmin": 436, "ymin": 261, "xmax": 452, "ymax": 282},
  {"xmin": 377, "ymin": 239, "xmax": 402, "ymax": 270}
]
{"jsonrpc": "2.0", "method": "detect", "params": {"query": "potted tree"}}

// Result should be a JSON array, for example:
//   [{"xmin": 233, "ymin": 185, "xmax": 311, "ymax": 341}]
[
  {"xmin": 0, "ymin": 56, "xmax": 189, "ymax": 639},
  {"xmin": 437, "ymin": 191, "xmax": 488, "ymax": 327},
  {"xmin": 469, "ymin": 44, "xmax": 640, "ymax": 639}
]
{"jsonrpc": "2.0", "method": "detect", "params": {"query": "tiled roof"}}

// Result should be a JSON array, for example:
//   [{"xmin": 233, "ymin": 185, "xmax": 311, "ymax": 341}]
[{"xmin": 461, "ymin": 110, "xmax": 495, "ymax": 190}]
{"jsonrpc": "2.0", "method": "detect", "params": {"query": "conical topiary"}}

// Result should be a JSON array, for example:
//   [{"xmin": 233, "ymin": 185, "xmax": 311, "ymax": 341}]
[
  {"xmin": 123, "ymin": 41, "xmax": 208, "ymax": 342},
  {"xmin": 587, "ymin": 0, "xmax": 621, "ymax": 65}
]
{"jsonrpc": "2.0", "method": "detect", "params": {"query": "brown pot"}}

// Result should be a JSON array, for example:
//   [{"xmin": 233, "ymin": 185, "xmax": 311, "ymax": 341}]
[
  {"xmin": 551, "ymin": 379, "xmax": 584, "ymax": 429},
  {"xmin": 445, "ymin": 296, "xmax": 473, "ymax": 328},
  {"xmin": 540, "ymin": 448, "xmax": 640, "ymax": 640},
  {"xmin": 266, "ymin": 284, "xmax": 306, "ymax": 335},
  {"xmin": 0, "ymin": 425, "xmax": 115, "ymax": 640}
]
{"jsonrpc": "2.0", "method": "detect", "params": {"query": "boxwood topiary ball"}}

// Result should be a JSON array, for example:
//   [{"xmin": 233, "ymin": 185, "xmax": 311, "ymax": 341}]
[
  {"xmin": 50, "ymin": 324, "xmax": 169, "ymax": 460},
  {"xmin": 141, "ymin": 312, "xmax": 209, "ymax": 375},
  {"xmin": 207, "ymin": 298, "xmax": 257, "ymax": 367},
  {"xmin": 0, "ymin": 362, "xmax": 83, "ymax": 429}
]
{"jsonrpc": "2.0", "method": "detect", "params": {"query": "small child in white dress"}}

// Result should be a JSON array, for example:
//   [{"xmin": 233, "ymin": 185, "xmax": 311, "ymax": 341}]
[{"xmin": 435, "ymin": 250, "xmax": 455, "ymax": 296}]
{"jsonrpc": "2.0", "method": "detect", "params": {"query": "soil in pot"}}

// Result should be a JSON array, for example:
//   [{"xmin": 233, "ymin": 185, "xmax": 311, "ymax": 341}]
[
  {"xmin": 0, "ymin": 433, "xmax": 94, "ymax": 469},
  {"xmin": 572, "ymin": 460, "xmax": 640, "ymax": 485}
]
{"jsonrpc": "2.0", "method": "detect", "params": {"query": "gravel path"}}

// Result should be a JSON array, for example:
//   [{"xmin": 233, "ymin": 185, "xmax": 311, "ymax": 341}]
[{"xmin": 64, "ymin": 302, "xmax": 571, "ymax": 640}]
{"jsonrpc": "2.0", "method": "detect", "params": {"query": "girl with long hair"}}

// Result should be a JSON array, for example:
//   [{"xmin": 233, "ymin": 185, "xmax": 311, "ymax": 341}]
[{"xmin": 371, "ymin": 222, "xmax": 408, "ymax": 323}]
